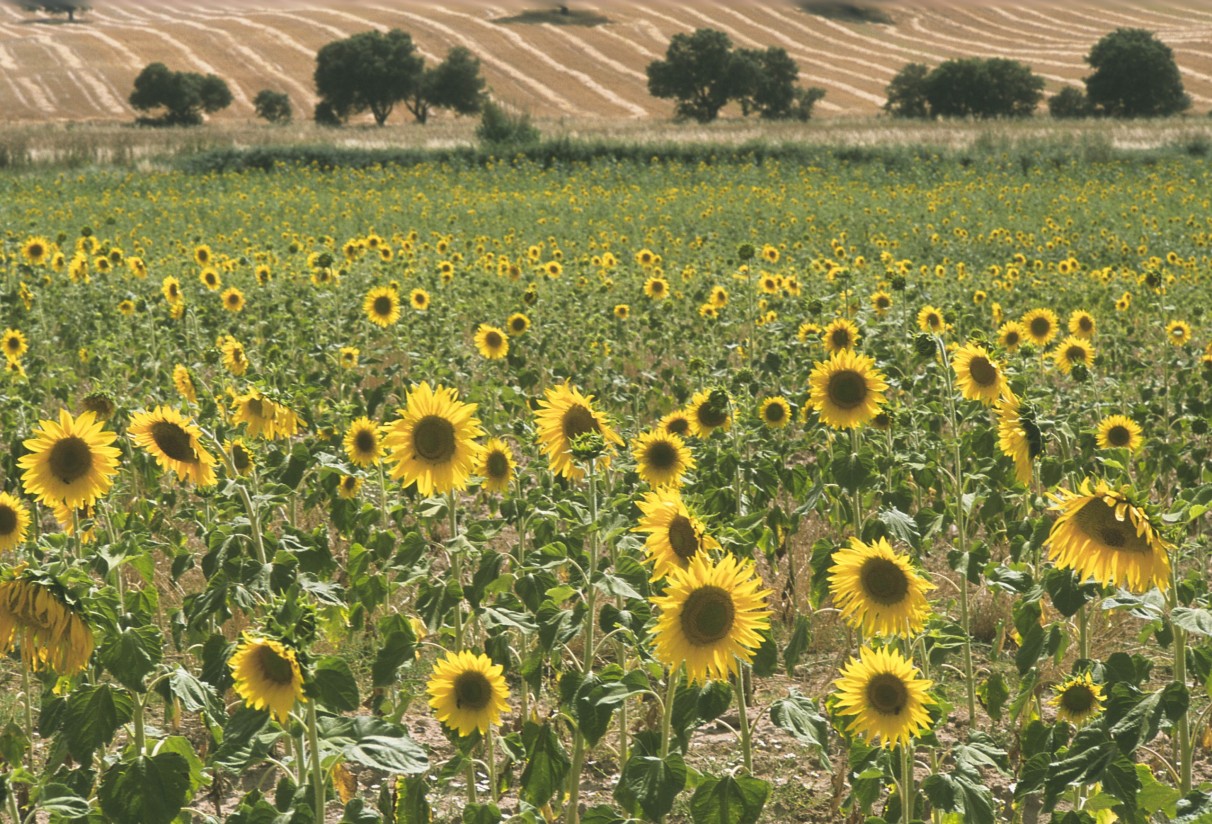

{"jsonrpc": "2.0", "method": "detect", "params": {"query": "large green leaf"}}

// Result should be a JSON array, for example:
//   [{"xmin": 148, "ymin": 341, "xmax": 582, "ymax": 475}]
[
  {"xmin": 310, "ymin": 656, "xmax": 360, "ymax": 712},
  {"xmin": 320, "ymin": 716, "xmax": 428, "ymax": 774},
  {"xmin": 63, "ymin": 684, "xmax": 134, "ymax": 762},
  {"xmin": 98, "ymin": 753, "xmax": 192, "ymax": 824},
  {"xmin": 99, "ymin": 625, "xmax": 163, "ymax": 691},
  {"xmin": 614, "ymin": 753, "xmax": 686, "ymax": 821},
  {"xmin": 768, "ymin": 690, "xmax": 829, "ymax": 769},
  {"xmin": 689, "ymin": 775, "xmax": 769, "ymax": 824},
  {"xmin": 33, "ymin": 783, "xmax": 92, "ymax": 818},
  {"xmin": 519, "ymin": 721, "xmax": 569, "ymax": 807}
]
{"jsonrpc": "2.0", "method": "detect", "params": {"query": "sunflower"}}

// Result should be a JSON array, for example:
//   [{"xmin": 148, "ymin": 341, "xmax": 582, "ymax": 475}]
[
  {"xmin": 339, "ymin": 346, "xmax": 359, "ymax": 369},
  {"xmin": 534, "ymin": 382, "xmax": 623, "ymax": 481},
  {"xmin": 0, "ymin": 492, "xmax": 31, "ymax": 552},
  {"xmin": 427, "ymin": 650, "xmax": 510, "ymax": 737},
  {"xmin": 644, "ymin": 276, "xmax": 670, "ymax": 300},
  {"xmin": 117, "ymin": 298, "xmax": 136, "ymax": 316},
  {"xmin": 383, "ymin": 382, "xmax": 483, "ymax": 497},
  {"xmin": 364, "ymin": 286, "xmax": 400, "ymax": 327},
  {"xmin": 871, "ymin": 291, "xmax": 893, "ymax": 315},
  {"xmin": 822, "ymin": 318, "xmax": 860, "ymax": 354},
  {"xmin": 19, "ymin": 409, "xmax": 121, "ymax": 509},
  {"xmin": 225, "ymin": 438, "xmax": 254, "ymax": 476},
  {"xmin": 0, "ymin": 574, "xmax": 94, "ymax": 675},
  {"xmin": 996, "ymin": 393, "xmax": 1040, "ymax": 486},
  {"xmin": 650, "ymin": 552, "xmax": 771, "ymax": 683},
  {"xmin": 344, "ymin": 417, "xmax": 383, "ymax": 467},
  {"xmin": 337, "ymin": 474, "xmax": 363, "ymax": 499},
  {"xmin": 21, "ymin": 237, "xmax": 51, "ymax": 266},
  {"xmin": 199, "ymin": 268, "xmax": 221, "ymax": 291},
  {"xmin": 1068, "ymin": 310, "xmax": 1096, "ymax": 339},
  {"xmin": 1053, "ymin": 336, "xmax": 1095, "ymax": 375},
  {"xmin": 1022, "ymin": 308, "xmax": 1059, "ymax": 347},
  {"xmin": 631, "ymin": 430, "xmax": 694, "ymax": 488},
  {"xmin": 193, "ymin": 244, "xmax": 213, "ymax": 267},
  {"xmin": 916, "ymin": 305, "xmax": 946, "ymax": 334},
  {"xmin": 477, "ymin": 438, "xmax": 515, "ymax": 494},
  {"xmin": 229, "ymin": 635, "xmax": 307, "ymax": 724},
  {"xmin": 128, "ymin": 406, "xmax": 217, "ymax": 487},
  {"xmin": 172, "ymin": 364, "xmax": 198, "ymax": 404},
  {"xmin": 1046, "ymin": 479, "xmax": 1171, "ymax": 593},
  {"xmin": 833, "ymin": 645, "xmax": 935, "ymax": 750},
  {"xmin": 758, "ymin": 396, "xmax": 792, "ymax": 429},
  {"xmin": 828, "ymin": 537, "xmax": 934, "ymax": 637},
  {"xmin": 685, "ymin": 388, "xmax": 732, "ymax": 438},
  {"xmin": 710, "ymin": 286, "xmax": 729, "ymax": 308},
  {"xmin": 506, "ymin": 313, "xmax": 530, "ymax": 336},
  {"xmin": 410, "ymin": 289, "xmax": 430, "ymax": 311},
  {"xmin": 613, "ymin": 304, "xmax": 630, "ymax": 320},
  {"xmin": 1050, "ymin": 672, "xmax": 1105, "ymax": 726},
  {"xmin": 162, "ymin": 276, "xmax": 183, "ymax": 304},
  {"xmin": 1166, "ymin": 319, "xmax": 1192, "ymax": 346},
  {"xmin": 1096, "ymin": 415, "xmax": 1142, "ymax": 452},
  {"xmin": 952, "ymin": 344, "xmax": 1006, "ymax": 405},
  {"xmin": 219, "ymin": 337, "xmax": 248, "ymax": 377},
  {"xmin": 634, "ymin": 488, "xmax": 718, "ymax": 580},
  {"xmin": 80, "ymin": 391, "xmax": 116, "ymax": 422},
  {"xmin": 660, "ymin": 410, "xmax": 692, "ymax": 439},
  {"xmin": 807, "ymin": 350, "xmax": 889, "ymax": 430},
  {"xmin": 221, "ymin": 287, "xmax": 245, "ymax": 313},
  {"xmin": 2, "ymin": 329, "xmax": 28, "ymax": 362},
  {"xmin": 996, "ymin": 321, "xmax": 1025, "ymax": 352},
  {"xmin": 232, "ymin": 390, "xmax": 300, "ymax": 441},
  {"xmin": 475, "ymin": 324, "xmax": 509, "ymax": 360}
]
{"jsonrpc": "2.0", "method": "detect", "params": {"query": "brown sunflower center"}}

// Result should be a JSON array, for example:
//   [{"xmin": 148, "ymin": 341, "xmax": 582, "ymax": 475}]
[
  {"xmin": 831, "ymin": 329, "xmax": 851, "ymax": 348},
  {"xmin": 255, "ymin": 644, "xmax": 296, "ymax": 686},
  {"xmin": 1073, "ymin": 498, "xmax": 1152, "ymax": 554},
  {"xmin": 511, "ymin": 318, "xmax": 527, "ymax": 332},
  {"xmin": 665, "ymin": 417, "xmax": 690, "ymax": 437},
  {"xmin": 667, "ymin": 515, "xmax": 701, "ymax": 561},
  {"xmin": 1030, "ymin": 317, "xmax": 1051, "ymax": 337},
  {"xmin": 413, "ymin": 415, "xmax": 456, "ymax": 463},
  {"xmin": 48, "ymin": 436, "xmax": 94, "ymax": 484},
  {"xmin": 696, "ymin": 403, "xmax": 729, "ymax": 429},
  {"xmin": 485, "ymin": 331, "xmax": 503, "ymax": 349},
  {"xmin": 866, "ymin": 673, "xmax": 909, "ymax": 716},
  {"xmin": 1107, "ymin": 425, "xmax": 1131, "ymax": 447},
  {"xmin": 561, "ymin": 404, "xmax": 599, "ymax": 440},
  {"xmin": 827, "ymin": 370, "xmax": 868, "ymax": 410},
  {"xmin": 373, "ymin": 296, "xmax": 393, "ymax": 316},
  {"xmin": 28, "ymin": 243, "xmax": 44, "ymax": 258},
  {"xmin": 246, "ymin": 398, "xmax": 266, "ymax": 419},
  {"xmin": 227, "ymin": 294, "xmax": 240, "ymax": 306},
  {"xmin": 454, "ymin": 670, "xmax": 492, "ymax": 711},
  {"xmin": 644, "ymin": 439, "xmax": 680, "ymax": 471},
  {"xmin": 764, "ymin": 402, "xmax": 787, "ymax": 423},
  {"xmin": 485, "ymin": 449, "xmax": 510, "ymax": 479},
  {"xmin": 876, "ymin": 295, "xmax": 890, "ymax": 308},
  {"xmin": 4, "ymin": 338, "xmax": 19, "ymax": 352},
  {"xmin": 925, "ymin": 313, "xmax": 941, "ymax": 329},
  {"xmin": 150, "ymin": 421, "xmax": 197, "ymax": 463},
  {"xmin": 0, "ymin": 505, "xmax": 16, "ymax": 536},
  {"xmin": 967, "ymin": 356, "xmax": 998, "ymax": 387},
  {"xmin": 354, "ymin": 428, "xmax": 377, "ymax": 454},
  {"xmin": 1004, "ymin": 330, "xmax": 1021, "ymax": 347},
  {"xmin": 679, "ymin": 585, "xmax": 735, "ymax": 646},
  {"xmin": 1059, "ymin": 684, "xmax": 1096, "ymax": 715},
  {"xmin": 1065, "ymin": 346, "xmax": 1086, "ymax": 363},
  {"xmin": 1078, "ymin": 316, "xmax": 1093, "ymax": 332},
  {"xmin": 651, "ymin": 281, "xmax": 665, "ymax": 294},
  {"xmin": 232, "ymin": 443, "xmax": 252, "ymax": 473},
  {"xmin": 860, "ymin": 556, "xmax": 910, "ymax": 605}
]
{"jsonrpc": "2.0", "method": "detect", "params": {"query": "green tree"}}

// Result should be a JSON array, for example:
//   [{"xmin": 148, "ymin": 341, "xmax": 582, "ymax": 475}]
[
  {"xmin": 128, "ymin": 63, "xmax": 232, "ymax": 126},
  {"xmin": 1048, "ymin": 86, "xmax": 1092, "ymax": 119},
  {"xmin": 1084, "ymin": 28, "xmax": 1190, "ymax": 118},
  {"xmin": 884, "ymin": 62, "xmax": 930, "ymax": 118},
  {"xmin": 314, "ymin": 29, "xmax": 424, "ymax": 126},
  {"xmin": 13, "ymin": 1, "xmax": 90, "ymax": 22},
  {"xmin": 923, "ymin": 57, "xmax": 1043, "ymax": 119},
  {"xmin": 404, "ymin": 46, "xmax": 487, "ymax": 125},
  {"xmin": 731, "ymin": 47, "xmax": 801, "ymax": 119},
  {"xmin": 646, "ymin": 28, "xmax": 736, "ymax": 123},
  {"xmin": 253, "ymin": 90, "xmax": 292, "ymax": 124}
]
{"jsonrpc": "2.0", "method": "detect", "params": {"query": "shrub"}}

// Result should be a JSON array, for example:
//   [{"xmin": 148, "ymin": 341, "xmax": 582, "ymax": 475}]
[
  {"xmin": 884, "ymin": 63, "xmax": 930, "ymax": 118},
  {"xmin": 475, "ymin": 101, "xmax": 540, "ymax": 147},
  {"xmin": 922, "ymin": 58, "xmax": 1043, "ymax": 119},
  {"xmin": 129, "ymin": 63, "xmax": 232, "ymax": 126},
  {"xmin": 1048, "ymin": 87, "xmax": 1092, "ymax": 119},
  {"xmin": 406, "ymin": 46, "xmax": 487, "ymax": 125},
  {"xmin": 253, "ymin": 90, "xmax": 292, "ymax": 124},
  {"xmin": 1085, "ymin": 28, "xmax": 1190, "ymax": 118}
]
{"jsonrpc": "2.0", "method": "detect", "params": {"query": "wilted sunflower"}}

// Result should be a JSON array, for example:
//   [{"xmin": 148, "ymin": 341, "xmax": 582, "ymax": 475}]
[
  {"xmin": 410, "ymin": 288, "xmax": 430, "ymax": 311},
  {"xmin": 644, "ymin": 276, "xmax": 670, "ymax": 300},
  {"xmin": 952, "ymin": 343, "xmax": 1006, "ymax": 405},
  {"xmin": 0, "ymin": 492, "xmax": 31, "ymax": 552},
  {"xmin": 477, "ymin": 438, "xmax": 515, "ymax": 494},
  {"xmin": 685, "ymin": 388, "xmax": 732, "ymax": 438},
  {"xmin": 0, "ymin": 574, "xmax": 94, "ymax": 675},
  {"xmin": 916, "ymin": 305, "xmax": 946, "ymax": 334},
  {"xmin": 634, "ymin": 488, "xmax": 719, "ymax": 580},
  {"xmin": 632, "ymin": 430, "xmax": 694, "ymax": 488},
  {"xmin": 427, "ymin": 650, "xmax": 510, "ymax": 737},
  {"xmin": 829, "ymin": 537, "xmax": 934, "ymax": 637},
  {"xmin": 383, "ymin": 382, "xmax": 483, "ymax": 497},
  {"xmin": 1096, "ymin": 415, "xmax": 1142, "ymax": 452},
  {"xmin": 474, "ymin": 324, "xmax": 509, "ymax": 360},
  {"xmin": 19, "ymin": 409, "xmax": 121, "ymax": 509},
  {"xmin": 1166, "ymin": 319, "xmax": 1192, "ymax": 346},
  {"xmin": 822, "ymin": 318, "xmax": 860, "ymax": 354},
  {"xmin": 1050, "ymin": 672, "xmax": 1105, "ymax": 726},
  {"xmin": 506, "ymin": 313, "xmax": 530, "ymax": 336},
  {"xmin": 758, "ymin": 396, "xmax": 792, "ymax": 429},
  {"xmin": 996, "ymin": 393, "xmax": 1041, "ymax": 486},
  {"xmin": 225, "ymin": 438, "xmax": 254, "ymax": 476},
  {"xmin": 1022, "ymin": 308, "xmax": 1060, "ymax": 347},
  {"xmin": 364, "ymin": 286, "xmax": 400, "ymax": 327},
  {"xmin": 1053, "ymin": 336, "xmax": 1095, "ymax": 375},
  {"xmin": 833, "ymin": 645, "xmax": 934, "ymax": 750},
  {"xmin": 534, "ymin": 382, "xmax": 623, "ymax": 481},
  {"xmin": 807, "ymin": 349, "xmax": 888, "ymax": 430},
  {"xmin": 128, "ymin": 406, "xmax": 217, "ymax": 487},
  {"xmin": 660, "ymin": 409, "xmax": 693, "ymax": 439},
  {"xmin": 1068, "ymin": 310, "xmax": 1096, "ymax": 339},
  {"xmin": 2, "ymin": 329, "xmax": 28, "ymax": 362},
  {"xmin": 21, "ymin": 237, "xmax": 51, "ymax": 266},
  {"xmin": 229, "ymin": 634, "xmax": 306, "ymax": 724},
  {"xmin": 344, "ymin": 418, "xmax": 383, "ymax": 467},
  {"xmin": 172, "ymin": 364, "xmax": 198, "ymax": 404},
  {"xmin": 337, "ymin": 474, "xmax": 363, "ymax": 499},
  {"xmin": 232, "ymin": 390, "xmax": 300, "ymax": 441},
  {"xmin": 650, "ymin": 552, "xmax": 771, "ymax": 683},
  {"xmin": 997, "ymin": 321, "xmax": 1026, "ymax": 353},
  {"xmin": 1046, "ymin": 479, "xmax": 1171, "ymax": 593},
  {"xmin": 221, "ymin": 287, "xmax": 245, "ymax": 313}
]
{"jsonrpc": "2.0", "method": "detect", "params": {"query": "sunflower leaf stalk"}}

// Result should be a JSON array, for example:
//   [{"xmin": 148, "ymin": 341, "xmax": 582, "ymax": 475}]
[{"xmin": 305, "ymin": 700, "xmax": 325, "ymax": 823}]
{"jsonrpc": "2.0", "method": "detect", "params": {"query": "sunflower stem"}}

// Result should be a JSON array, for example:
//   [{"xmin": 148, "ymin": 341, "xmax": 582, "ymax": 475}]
[
  {"xmin": 377, "ymin": 461, "xmax": 389, "ymax": 531},
  {"xmin": 305, "ymin": 701, "xmax": 325, "ymax": 824},
  {"xmin": 1170, "ymin": 565, "xmax": 1193, "ymax": 794},
  {"xmin": 660, "ymin": 666, "xmax": 680, "ymax": 760},
  {"xmin": 20, "ymin": 666, "xmax": 33, "ymax": 760},
  {"xmin": 900, "ymin": 743, "xmax": 914, "ymax": 824},
  {"xmin": 1077, "ymin": 603, "xmax": 1089, "ymax": 663},
  {"xmin": 733, "ymin": 666, "xmax": 753, "ymax": 774},
  {"xmin": 448, "ymin": 492, "xmax": 465, "ymax": 650},
  {"xmin": 583, "ymin": 458, "xmax": 599, "ymax": 674},
  {"xmin": 133, "ymin": 693, "xmax": 146, "ymax": 755},
  {"xmin": 486, "ymin": 727, "xmax": 498, "ymax": 801}
]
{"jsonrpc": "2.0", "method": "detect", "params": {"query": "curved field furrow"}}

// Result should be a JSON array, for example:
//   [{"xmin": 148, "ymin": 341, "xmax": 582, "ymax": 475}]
[{"xmin": 760, "ymin": 5, "xmax": 949, "ymax": 65}]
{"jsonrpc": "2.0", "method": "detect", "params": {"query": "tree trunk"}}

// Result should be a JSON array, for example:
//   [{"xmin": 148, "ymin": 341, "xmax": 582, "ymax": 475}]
[{"xmin": 68, "ymin": 10, "xmax": 75, "ymax": 21}]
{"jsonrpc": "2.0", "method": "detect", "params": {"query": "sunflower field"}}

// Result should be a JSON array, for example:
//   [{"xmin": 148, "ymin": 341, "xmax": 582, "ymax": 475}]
[{"xmin": 1, "ymin": 149, "xmax": 1211, "ymax": 824}]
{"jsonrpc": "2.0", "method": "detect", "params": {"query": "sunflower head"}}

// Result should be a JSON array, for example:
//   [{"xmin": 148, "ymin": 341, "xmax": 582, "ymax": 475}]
[
  {"xmin": 1096, "ymin": 415, "xmax": 1142, "ymax": 452},
  {"xmin": 828, "ymin": 537, "xmax": 934, "ymax": 637},
  {"xmin": 631, "ymin": 430, "xmax": 694, "ymax": 488},
  {"xmin": 365, "ymin": 286, "xmax": 401, "ymax": 327},
  {"xmin": 1050, "ymin": 672, "xmax": 1105, "ymax": 726},
  {"xmin": 822, "ymin": 318, "xmax": 860, "ymax": 354},
  {"xmin": 337, "ymin": 474, "xmax": 363, "ymax": 499},
  {"xmin": 18, "ymin": 409, "xmax": 122, "ymax": 510},
  {"xmin": 0, "ymin": 492, "xmax": 31, "ymax": 553},
  {"xmin": 634, "ymin": 488, "xmax": 719, "ymax": 580},
  {"xmin": 758, "ymin": 397, "xmax": 792, "ymax": 429},
  {"xmin": 916, "ymin": 305, "xmax": 946, "ymax": 334},
  {"xmin": 383, "ymin": 382, "xmax": 484, "ymax": 497},
  {"xmin": 534, "ymin": 382, "xmax": 623, "ymax": 481},
  {"xmin": 1022, "ymin": 308, "xmax": 1059, "ymax": 347},
  {"xmin": 952, "ymin": 344, "xmax": 1006, "ymax": 405},
  {"xmin": 997, "ymin": 321, "xmax": 1025, "ymax": 353},
  {"xmin": 477, "ymin": 437, "xmax": 516, "ymax": 494},
  {"xmin": 129, "ymin": 406, "xmax": 217, "ymax": 487},
  {"xmin": 808, "ymin": 349, "xmax": 889, "ymax": 430},
  {"xmin": 410, "ymin": 288, "xmax": 430, "ymax": 311},
  {"xmin": 80, "ymin": 391, "xmax": 117, "ymax": 422},
  {"xmin": 344, "ymin": 417, "xmax": 383, "ymax": 468},
  {"xmin": 1166, "ymin": 319, "xmax": 1192, "ymax": 346},
  {"xmin": 1068, "ymin": 310, "xmax": 1096, "ymax": 339},
  {"xmin": 833, "ymin": 645, "xmax": 934, "ymax": 750},
  {"xmin": 506, "ymin": 313, "xmax": 530, "ymax": 336},
  {"xmin": 229, "ymin": 634, "xmax": 307, "ymax": 724},
  {"xmin": 997, "ymin": 392, "xmax": 1041, "ymax": 486},
  {"xmin": 475, "ymin": 324, "xmax": 509, "ymax": 360},
  {"xmin": 1054, "ymin": 336, "xmax": 1095, "ymax": 375},
  {"xmin": 427, "ymin": 650, "xmax": 510, "ymax": 737},
  {"xmin": 0, "ymin": 572, "xmax": 94, "ymax": 675},
  {"xmin": 685, "ymin": 388, "xmax": 732, "ymax": 438},
  {"xmin": 2, "ymin": 329, "xmax": 28, "ymax": 362}
]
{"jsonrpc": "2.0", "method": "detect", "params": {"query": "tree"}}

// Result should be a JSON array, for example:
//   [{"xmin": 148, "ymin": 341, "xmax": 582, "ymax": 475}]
[
  {"xmin": 1084, "ymin": 28, "xmax": 1190, "ymax": 118},
  {"xmin": 128, "ymin": 63, "xmax": 232, "ymax": 126},
  {"xmin": 12, "ymin": 1, "xmax": 89, "ymax": 22},
  {"xmin": 922, "ymin": 57, "xmax": 1043, "ymax": 119},
  {"xmin": 884, "ymin": 62, "xmax": 930, "ymax": 118},
  {"xmin": 646, "ymin": 28, "xmax": 736, "ymax": 123},
  {"xmin": 314, "ymin": 29, "xmax": 424, "ymax": 126},
  {"xmin": 404, "ymin": 46, "xmax": 486, "ymax": 125},
  {"xmin": 1048, "ymin": 86, "xmax": 1092, "ymax": 119},
  {"xmin": 731, "ymin": 47, "xmax": 801, "ymax": 119},
  {"xmin": 253, "ymin": 90, "xmax": 292, "ymax": 124},
  {"xmin": 475, "ymin": 101, "xmax": 540, "ymax": 147}
]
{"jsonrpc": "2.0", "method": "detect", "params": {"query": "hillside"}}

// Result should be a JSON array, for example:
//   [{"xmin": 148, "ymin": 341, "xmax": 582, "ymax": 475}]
[{"xmin": 3, "ymin": 0, "xmax": 1212, "ymax": 123}]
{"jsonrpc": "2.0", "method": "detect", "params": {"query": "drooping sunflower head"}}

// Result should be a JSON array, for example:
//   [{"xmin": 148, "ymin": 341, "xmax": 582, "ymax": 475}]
[
  {"xmin": 1022, "ymin": 308, "xmax": 1059, "ymax": 347},
  {"xmin": 1050, "ymin": 672, "xmax": 1105, "ymax": 726},
  {"xmin": 996, "ymin": 392, "xmax": 1041, "ymax": 486},
  {"xmin": 427, "ymin": 650, "xmax": 510, "ymax": 737},
  {"xmin": 685, "ymin": 388, "xmax": 732, "ymax": 438},
  {"xmin": 477, "ymin": 437, "xmax": 516, "ymax": 494},
  {"xmin": 474, "ymin": 324, "xmax": 509, "ymax": 360},
  {"xmin": 225, "ymin": 438, "xmax": 255, "ymax": 476},
  {"xmin": 1053, "ymin": 335, "xmax": 1095, "ymax": 375},
  {"xmin": 231, "ymin": 390, "xmax": 300, "ymax": 441},
  {"xmin": 822, "ymin": 318, "xmax": 860, "ymax": 354},
  {"xmin": 506, "ymin": 313, "xmax": 530, "ymax": 336},
  {"xmin": 828, "ymin": 537, "xmax": 934, "ymax": 638},
  {"xmin": 364, "ymin": 286, "xmax": 401, "ymax": 328},
  {"xmin": 79, "ymin": 391, "xmax": 116, "ymax": 422},
  {"xmin": 220, "ymin": 337, "xmax": 249, "ymax": 377},
  {"xmin": 18, "ymin": 409, "xmax": 122, "ymax": 510},
  {"xmin": 952, "ymin": 343, "xmax": 1006, "ymax": 405},
  {"xmin": 631, "ymin": 430, "xmax": 694, "ymax": 488},
  {"xmin": 1096, "ymin": 415, "xmax": 1142, "ymax": 452},
  {"xmin": 807, "ymin": 349, "xmax": 889, "ymax": 430},
  {"xmin": 758, "ymin": 396, "xmax": 792, "ymax": 429},
  {"xmin": 383, "ymin": 382, "xmax": 484, "ymax": 497},
  {"xmin": 0, "ymin": 492, "xmax": 31, "ymax": 552},
  {"xmin": 1068, "ymin": 310, "xmax": 1096, "ymax": 339},
  {"xmin": 634, "ymin": 488, "xmax": 719, "ymax": 580},
  {"xmin": 129, "ymin": 406, "xmax": 217, "ymax": 487},
  {"xmin": 2, "ymin": 329, "xmax": 28, "ymax": 362},
  {"xmin": 228, "ymin": 634, "xmax": 307, "ymax": 724},
  {"xmin": 0, "ymin": 573, "xmax": 94, "ymax": 675},
  {"xmin": 344, "ymin": 417, "xmax": 383, "ymax": 468},
  {"xmin": 916, "ymin": 305, "xmax": 946, "ymax": 334},
  {"xmin": 1046, "ymin": 479, "xmax": 1171, "ymax": 593},
  {"xmin": 1166, "ymin": 319, "xmax": 1192, "ymax": 346},
  {"xmin": 534, "ymin": 382, "xmax": 623, "ymax": 481},
  {"xmin": 650, "ymin": 552, "xmax": 772, "ymax": 683},
  {"xmin": 996, "ymin": 321, "xmax": 1025, "ymax": 353},
  {"xmin": 833, "ymin": 645, "xmax": 934, "ymax": 750}
]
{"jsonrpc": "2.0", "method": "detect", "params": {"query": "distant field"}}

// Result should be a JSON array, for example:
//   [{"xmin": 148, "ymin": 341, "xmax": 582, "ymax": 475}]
[{"xmin": 4, "ymin": 0, "xmax": 1212, "ymax": 124}]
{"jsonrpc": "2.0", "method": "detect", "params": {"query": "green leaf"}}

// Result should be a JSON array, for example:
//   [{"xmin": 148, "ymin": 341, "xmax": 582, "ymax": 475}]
[
  {"xmin": 1135, "ymin": 763, "xmax": 1181, "ymax": 817},
  {"xmin": 99, "ymin": 753, "xmax": 192, "ymax": 824},
  {"xmin": 768, "ymin": 690, "xmax": 829, "ymax": 769},
  {"xmin": 167, "ymin": 666, "xmax": 225, "ymax": 723},
  {"xmin": 1172, "ymin": 607, "xmax": 1212, "ymax": 637},
  {"xmin": 978, "ymin": 673, "xmax": 1010, "ymax": 723},
  {"xmin": 63, "ymin": 684, "xmax": 134, "ymax": 762},
  {"xmin": 393, "ymin": 775, "xmax": 430, "ymax": 824},
  {"xmin": 689, "ymin": 775, "xmax": 769, "ymax": 824},
  {"xmin": 211, "ymin": 706, "xmax": 272, "ymax": 771},
  {"xmin": 581, "ymin": 805, "xmax": 628, "ymax": 824},
  {"xmin": 1109, "ymin": 682, "xmax": 1188, "ymax": 753},
  {"xmin": 1044, "ymin": 568, "xmax": 1100, "ymax": 619},
  {"xmin": 782, "ymin": 614, "xmax": 811, "ymax": 674},
  {"xmin": 461, "ymin": 802, "xmax": 502, "ymax": 824},
  {"xmin": 877, "ymin": 507, "xmax": 920, "ymax": 548},
  {"xmin": 347, "ymin": 735, "xmax": 428, "ymax": 774},
  {"xmin": 33, "ymin": 783, "xmax": 92, "ymax": 818},
  {"xmin": 1102, "ymin": 751, "xmax": 1141, "ymax": 823},
  {"xmin": 1044, "ymin": 728, "xmax": 1115, "ymax": 808},
  {"xmin": 310, "ymin": 656, "xmax": 360, "ymax": 712},
  {"xmin": 99, "ymin": 625, "xmax": 163, "ymax": 691},
  {"xmin": 614, "ymin": 753, "xmax": 687, "ymax": 821},
  {"xmin": 519, "ymin": 721, "xmax": 569, "ymax": 807}
]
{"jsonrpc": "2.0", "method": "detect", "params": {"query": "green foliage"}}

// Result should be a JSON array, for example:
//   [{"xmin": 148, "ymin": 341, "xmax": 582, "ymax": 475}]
[
  {"xmin": 314, "ymin": 29, "xmax": 425, "ymax": 126},
  {"xmin": 884, "ymin": 62, "xmax": 930, "ymax": 118},
  {"xmin": 253, "ymin": 89, "xmax": 293, "ymax": 125},
  {"xmin": 129, "ymin": 62, "xmax": 233, "ymax": 126},
  {"xmin": 406, "ymin": 47, "xmax": 487, "ymax": 125},
  {"xmin": 922, "ymin": 57, "xmax": 1044, "ymax": 119},
  {"xmin": 1085, "ymin": 28, "xmax": 1191, "ymax": 118},
  {"xmin": 475, "ymin": 101, "xmax": 541, "ymax": 147},
  {"xmin": 1049, "ymin": 86, "xmax": 1093, "ymax": 119},
  {"xmin": 98, "ymin": 753, "xmax": 193, "ymax": 824}
]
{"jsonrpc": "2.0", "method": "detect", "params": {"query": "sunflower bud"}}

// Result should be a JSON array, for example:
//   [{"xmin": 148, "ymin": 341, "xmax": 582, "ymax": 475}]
[
  {"xmin": 890, "ymin": 274, "xmax": 907, "ymax": 291},
  {"xmin": 80, "ymin": 391, "xmax": 116, "ymax": 421},
  {"xmin": 913, "ymin": 333, "xmax": 938, "ymax": 359},
  {"xmin": 737, "ymin": 243, "xmax": 755, "ymax": 261},
  {"xmin": 1145, "ymin": 271, "xmax": 1162, "ymax": 290},
  {"xmin": 1069, "ymin": 363, "xmax": 1090, "ymax": 383},
  {"xmin": 569, "ymin": 431, "xmax": 606, "ymax": 462},
  {"xmin": 806, "ymin": 299, "xmax": 823, "ymax": 316}
]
